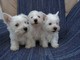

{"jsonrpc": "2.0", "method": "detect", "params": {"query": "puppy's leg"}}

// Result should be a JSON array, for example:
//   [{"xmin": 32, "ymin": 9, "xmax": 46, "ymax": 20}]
[
  {"xmin": 41, "ymin": 40, "xmax": 48, "ymax": 48},
  {"xmin": 41, "ymin": 35, "xmax": 48, "ymax": 48},
  {"xmin": 10, "ymin": 40, "xmax": 19, "ymax": 51},
  {"xmin": 51, "ymin": 39, "xmax": 59, "ymax": 48},
  {"xmin": 25, "ymin": 37, "xmax": 35, "ymax": 48},
  {"xmin": 31, "ymin": 39, "xmax": 36, "ymax": 47},
  {"xmin": 51, "ymin": 34, "xmax": 59, "ymax": 48}
]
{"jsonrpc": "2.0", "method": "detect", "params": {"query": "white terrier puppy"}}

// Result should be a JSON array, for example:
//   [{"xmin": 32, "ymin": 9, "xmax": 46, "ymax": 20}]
[
  {"xmin": 41, "ymin": 11, "xmax": 60, "ymax": 48},
  {"xmin": 3, "ymin": 13, "xmax": 35, "ymax": 51},
  {"xmin": 28, "ymin": 10, "xmax": 46, "ymax": 46}
]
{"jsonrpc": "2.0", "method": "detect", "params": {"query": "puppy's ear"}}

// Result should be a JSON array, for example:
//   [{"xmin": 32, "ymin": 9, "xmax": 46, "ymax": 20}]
[
  {"xmin": 55, "ymin": 11, "xmax": 59, "ymax": 16},
  {"xmin": 39, "ymin": 11, "xmax": 46, "ymax": 21},
  {"xmin": 20, "ymin": 14, "xmax": 28, "ymax": 18},
  {"xmin": 43, "ymin": 13, "xmax": 46, "ymax": 21},
  {"xmin": 3, "ymin": 13, "xmax": 12, "ymax": 24},
  {"xmin": 20, "ymin": 14, "xmax": 29, "ymax": 21}
]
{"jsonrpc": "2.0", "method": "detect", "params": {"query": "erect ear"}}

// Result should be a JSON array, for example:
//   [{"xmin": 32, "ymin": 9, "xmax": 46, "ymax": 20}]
[
  {"xmin": 55, "ymin": 11, "xmax": 59, "ymax": 16},
  {"xmin": 39, "ymin": 11, "xmax": 46, "ymax": 21},
  {"xmin": 20, "ymin": 14, "xmax": 29, "ymax": 21},
  {"xmin": 3, "ymin": 13, "xmax": 12, "ymax": 24},
  {"xmin": 20, "ymin": 14, "xmax": 28, "ymax": 18}
]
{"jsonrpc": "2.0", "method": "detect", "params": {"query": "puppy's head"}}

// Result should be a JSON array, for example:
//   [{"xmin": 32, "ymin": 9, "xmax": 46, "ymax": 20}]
[
  {"xmin": 3, "ymin": 13, "xmax": 30, "ymax": 35},
  {"xmin": 44, "ymin": 11, "xmax": 60, "ymax": 33},
  {"xmin": 28, "ymin": 10, "xmax": 46, "ymax": 25}
]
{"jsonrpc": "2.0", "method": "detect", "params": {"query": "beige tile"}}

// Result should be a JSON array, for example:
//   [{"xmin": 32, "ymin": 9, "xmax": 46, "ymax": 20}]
[
  {"xmin": 0, "ymin": 0, "xmax": 17, "ymax": 16},
  {"xmin": 65, "ymin": 0, "xmax": 78, "ymax": 15}
]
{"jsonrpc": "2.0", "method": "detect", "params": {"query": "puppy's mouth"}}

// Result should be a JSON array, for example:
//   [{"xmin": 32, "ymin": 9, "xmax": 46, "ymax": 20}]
[
  {"xmin": 34, "ymin": 22, "xmax": 38, "ymax": 24},
  {"xmin": 34, "ymin": 19, "xmax": 38, "ymax": 24},
  {"xmin": 15, "ymin": 31, "xmax": 27, "ymax": 36},
  {"xmin": 52, "ymin": 31, "xmax": 56, "ymax": 32},
  {"xmin": 32, "ymin": 22, "xmax": 38, "ymax": 25},
  {"xmin": 52, "ymin": 30, "xmax": 59, "ymax": 32},
  {"xmin": 23, "ymin": 31, "xmax": 27, "ymax": 34}
]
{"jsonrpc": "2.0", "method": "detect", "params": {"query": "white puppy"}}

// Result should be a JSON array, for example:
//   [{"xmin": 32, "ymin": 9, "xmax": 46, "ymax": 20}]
[
  {"xmin": 41, "ymin": 11, "xmax": 60, "ymax": 48},
  {"xmin": 3, "ymin": 13, "xmax": 34, "ymax": 51},
  {"xmin": 28, "ymin": 10, "xmax": 46, "ymax": 46}
]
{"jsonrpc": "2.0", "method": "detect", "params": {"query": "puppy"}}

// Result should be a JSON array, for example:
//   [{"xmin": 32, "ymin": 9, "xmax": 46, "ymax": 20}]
[
  {"xmin": 41, "ymin": 11, "xmax": 60, "ymax": 48},
  {"xmin": 3, "ymin": 13, "xmax": 34, "ymax": 51},
  {"xmin": 28, "ymin": 10, "xmax": 46, "ymax": 46}
]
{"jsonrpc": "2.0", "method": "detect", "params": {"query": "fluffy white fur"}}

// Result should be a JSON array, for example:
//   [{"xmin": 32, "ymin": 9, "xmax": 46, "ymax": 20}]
[
  {"xmin": 28, "ymin": 10, "xmax": 46, "ymax": 46},
  {"xmin": 3, "ymin": 13, "xmax": 35, "ymax": 51},
  {"xmin": 41, "ymin": 11, "xmax": 60, "ymax": 48}
]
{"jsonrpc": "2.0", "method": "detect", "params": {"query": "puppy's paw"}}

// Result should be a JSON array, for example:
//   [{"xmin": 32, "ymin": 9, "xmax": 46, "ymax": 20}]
[
  {"xmin": 42, "ymin": 44, "xmax": 48, "ymax": 48},
  {"xmin": 10, "ymin": 46, "xmax": 19, "ymax": 51},
  {"xmin": 51, "ymin": 43, "xmax": 59, "ymax": 48},
  {"xmin": 31, "ymin": 41, "xmax": 36, "ymax": 47},
  {"xmin": 31, "ymin": 44, "xmax": 36, "ymax": 48},
  {"xmin": 25, "ymin": 45, "xmax": 32, "ymax": 49},
  {"xmin": 42, "ymin": 45, "xmax": 48, "ymax": 48}
]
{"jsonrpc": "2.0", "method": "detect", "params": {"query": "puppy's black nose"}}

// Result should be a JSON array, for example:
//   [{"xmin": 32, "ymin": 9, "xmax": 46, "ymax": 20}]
[
  {"xmin": 34, "ymin": 19, "xmax": 38, "ymax": 23},
  {"xmin": 53, "ymin": 27, "xmax": 57, "ymax": 31},
  {"xmin": 23, "ymin": 27, "xmax": 27, "ymax": 32}
]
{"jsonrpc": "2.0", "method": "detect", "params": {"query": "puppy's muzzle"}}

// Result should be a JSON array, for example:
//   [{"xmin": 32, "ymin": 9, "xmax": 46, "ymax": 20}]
[
  {"xmin": 34, "ymin": 19, "xmax": 38, "ymax": 24},
  {"xmin": 53, "ymin": 27, "xmax": 57, "ymax": 32},
  {"xmin": 23, "ymin": 27, "xmax": 27, "ymax": 32}
]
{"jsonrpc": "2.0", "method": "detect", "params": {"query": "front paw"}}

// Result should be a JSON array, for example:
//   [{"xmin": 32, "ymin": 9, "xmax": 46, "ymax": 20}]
[
  {"xmin": 25, "ymin": 42, "xmax": 36, "ymax": 48},
  {"xmin": 10, "ymin": 45, "xmax": 19, "ymax": 51},
  {"xmin": 31, "ymin": 43, "xmax": 36, "ymax": 48},
  {"xmin": 42, "ymin": 43, "xmax": 48, "ymax": 48},
  {"xmin": 42, "ymin": 45, "xmax": 48, "ymax": 48},
  {"xmin": 51, "ymin": 43, "xmax": 59, "ymax": 48},
  {"xmin": 25, "ymin": 45, "xmax": 32, "ymax": 49}
]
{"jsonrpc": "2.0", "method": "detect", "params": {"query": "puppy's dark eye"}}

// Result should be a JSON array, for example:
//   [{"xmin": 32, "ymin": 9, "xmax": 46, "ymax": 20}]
[
  {"xmin": 25, "ymin": 21, "xmax": 27, "ymax": 23},
  {"xmin": 25, "ymin": 21, "xmax": 29, "ymax": 24},
  {"xmin": 38, "ymin": 16, "xmax": 40, "ymax": 18},
  {"xmin": 49, "ymin": 23, "xmax": 52, "ymax": 25},
  {"xmin": 27, "ymin": 22, "xmax": 29, "ymax": 24},
  {"xmin": 31, "ymin": 17, "xmax": 33, "ymax": 18},
  {"xmin": 24, "ymin": 22, "xmax": 26, "ymax": 23},
  {"xmin": 56, "ymin": 22, "xmax": 59, "ymax": 25},
  {"xmin": 15, "ymin": 23, "xmax": 19, "ymax": 27}
]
